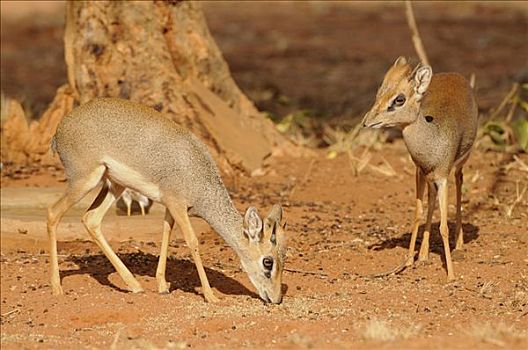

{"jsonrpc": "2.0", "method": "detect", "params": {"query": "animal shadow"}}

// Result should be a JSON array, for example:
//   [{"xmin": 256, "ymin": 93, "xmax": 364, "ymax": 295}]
[
  {"xmin": 368, "ymin": 221, "xmax": 480, "ymax": 255},
  {"xmin": 61, "ymin": 251, "xmax": 258, "ymax": 299}
]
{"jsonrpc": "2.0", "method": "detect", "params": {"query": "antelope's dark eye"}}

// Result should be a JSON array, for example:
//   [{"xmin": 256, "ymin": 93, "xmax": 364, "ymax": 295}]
[
  {"xmin": 263, "ymin": 256, "xmax": 274, "ymax": 271},
  {"xmin": 394, "ymin": 94, "xmax": 406, "ymax": 106}
]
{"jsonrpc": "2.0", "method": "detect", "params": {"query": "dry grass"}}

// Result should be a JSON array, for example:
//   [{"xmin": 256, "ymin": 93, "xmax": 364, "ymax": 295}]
[
  {"xmin": 478, "ymin": 281, "xmax": 496, "ymax": 299},
  {"xmin": 360, "ymin": 319, "xmax": 421, "ymax": 342},
  {"xmin": 323, "ymin": 125, "xmax": 397, "ymax": 177},
  {"xmin": 469, "ymin": 322, "xmax": 528, "ymax": 347},
  {"xmin": 109, "ymin": 329, "xmax": 188, "ymax": 350}
]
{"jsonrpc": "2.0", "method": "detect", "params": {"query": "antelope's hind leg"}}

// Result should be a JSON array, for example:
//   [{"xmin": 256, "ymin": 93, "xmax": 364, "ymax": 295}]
[
  {"xmin": 82, "ymin": 181, "xmax": 144, "ymax": 293},
  {"xmin": 418, "ymin": 182, "xmax": 437, "ymax": 262},
  {"xmin": 47, "ymin": 165, "xmax": 106, "ymax": 295},
  {"xmin": 406, "ymin": 168, "xmax": 426, "ymax": 267},
  {"xmin": 437, "ymin": 178, "xmax": 455, "ymax": 281}
]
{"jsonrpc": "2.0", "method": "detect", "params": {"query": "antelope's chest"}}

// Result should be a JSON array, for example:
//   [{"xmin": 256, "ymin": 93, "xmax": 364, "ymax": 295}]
[{"xmin": 402, "ymin": 119, "xmax": 451, "ymax": 175}]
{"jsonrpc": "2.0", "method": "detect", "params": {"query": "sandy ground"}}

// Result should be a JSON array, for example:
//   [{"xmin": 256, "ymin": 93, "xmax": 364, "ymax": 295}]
[
  {"xmin": 1, "ymin": 1, "xmax": 527, "ymax": 349},
  {"xmin": 1, "ymin": 144, "xmax": 527, "ymax": 349}
]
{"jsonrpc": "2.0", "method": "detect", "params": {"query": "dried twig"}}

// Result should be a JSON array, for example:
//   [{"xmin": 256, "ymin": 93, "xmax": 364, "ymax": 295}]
[
  {"xmin": 363, "ymin": 253, "xmax": 415, "ymax": 279},
  {"xmin": 505, "ymin": 93, "xmax": 518, "ymax": 123},
  {"xmin": 347, "ymin": 149, "xmax": 371, "ymax": 176},
  {"xmin": 405, "ymin": 1, "xmax": 429, "ymax": 65},
  {"xmin": 285, "ymin": 267, "xmax": 328, "ymax": 277},
  {"xmin": 37, "ymin": 253, "xmax": 70, "ymax": 258},
  {"xmin": 490, "ymin": 83, "xmax": 519, "ymax": 121},
  {"xmin": 348, "ymin": 153, "xmax": 396, "ymax": 177},
  {"xmin": 1, "ymin": 308, "xmax": 20, "ymax": 318},
  {"xmin": 288, "ymin": 158, "xmax": 316, "ymax": 198},
  {"xmin": 513, "ymin": 155, "xmax": 528, "ymax": 173},
  {"xmin": 212, "ymin": 262, "xmax": 327, "ymax": 278}
]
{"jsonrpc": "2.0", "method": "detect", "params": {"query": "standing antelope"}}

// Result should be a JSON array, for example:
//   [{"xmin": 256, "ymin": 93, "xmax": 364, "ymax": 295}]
[
  {"xmin": 120, "ymin": 188, "xmax": 152, "ymax": 216},
  {"xmin": 47, "ymin": 98, "xmax": 286, "ymax": 303},
  {"xmin": 363, "ymin": 57, "xmax": 478, "ymax": 281}
]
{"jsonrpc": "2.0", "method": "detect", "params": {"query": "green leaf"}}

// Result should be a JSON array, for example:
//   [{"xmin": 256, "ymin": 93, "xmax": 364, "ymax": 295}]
[
  {"xmin": 326, "ymin": 150, "xmax": 338, "ymax": 159},
  {"xmin": 512, "ymin": 118, "xmax": 528, "ymax": 151}
]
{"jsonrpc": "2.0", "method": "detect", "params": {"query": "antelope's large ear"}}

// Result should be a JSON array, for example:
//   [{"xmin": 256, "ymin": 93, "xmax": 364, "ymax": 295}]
[
  {"xmin": 244, "ymin": 207, "xmax": 263, "ymax": 243},
  {"xmin": 414, "ymin": 65, "xmax": 432, "ymax": 97},
  {"xmin": 265, "ymin": 204, "xmax": 285, "ymax": 246},
  {"xmin": 394, "ymin": 56, "xmax": 407, "ymax": 66}
]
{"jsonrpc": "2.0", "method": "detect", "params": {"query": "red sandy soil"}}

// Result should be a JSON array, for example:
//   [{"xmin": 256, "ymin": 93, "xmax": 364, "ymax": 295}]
[
  {"xmin": 1, "ymin": 2, "xmax": 527, "ymax": 349},
  {"xmin": 1, "ymin": 144, "xmax": 527, "ymax": 349}
]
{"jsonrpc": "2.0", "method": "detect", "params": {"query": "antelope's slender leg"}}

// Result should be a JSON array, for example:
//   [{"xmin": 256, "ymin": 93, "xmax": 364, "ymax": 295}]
[
  {"xmin": 419, "ymin": 182, "xmax": 437, "ymax": 261},
  {"xmin": 454, "ymin": 168, "xmax": 464, "ymax": 250},
  {"xmin": 166, "ymin": 201, "xmax": 218, "ymax": 303},
  {"xmin": 82, "ymin": 182, "xmax": 144, "ymax": 293},
  {"xmin": 437, "ymin": 178, "xmax": 455, "ymax": 281},
  {"xmin": 406, "ymin": 168, "xmax": 426, "ymax": 266},
  {"xmin": 47, "ymin": 166, "xmax": 106, "ymax": 295},
  {"xmin": 156, "ymin": 208, "xmax": 174, "ymax": 294}
]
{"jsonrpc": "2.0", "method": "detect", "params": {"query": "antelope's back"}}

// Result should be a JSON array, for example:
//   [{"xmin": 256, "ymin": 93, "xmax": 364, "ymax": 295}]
[{"xmin": 54, "ymin": 98, "xmax": 223, "ymax": 201}]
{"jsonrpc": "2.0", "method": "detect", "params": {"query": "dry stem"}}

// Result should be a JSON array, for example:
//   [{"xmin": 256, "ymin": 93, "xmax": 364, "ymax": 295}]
[
  {"xmin": 506, "ymin": 180, "xmax": 527, "ymax": 218},
  {"xmin": 490, "ymin": 83, "xmax": 519, "ymax": 121},
  {"xmin": 405, "ymin": 1, "xmax": 429, "ymax": 65}
]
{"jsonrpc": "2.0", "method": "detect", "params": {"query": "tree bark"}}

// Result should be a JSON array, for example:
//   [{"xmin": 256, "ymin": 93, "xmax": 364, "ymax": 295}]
[{"xmin": 15, "ymin": 1, "xmax": 285, "ymax": 172}]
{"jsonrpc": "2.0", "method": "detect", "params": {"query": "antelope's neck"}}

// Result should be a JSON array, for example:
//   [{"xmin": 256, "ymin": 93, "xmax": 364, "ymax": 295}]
[{"xmin": 196, "ymin": 189, "xmax": 246, "ymax": 256}]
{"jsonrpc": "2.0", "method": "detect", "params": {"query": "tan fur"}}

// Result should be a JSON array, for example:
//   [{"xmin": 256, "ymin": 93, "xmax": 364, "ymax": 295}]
[
  {"xmin": 47, "ymin": 98, "xmax": 286, "ymax": 303},
  {"xmin": 363, "ymin": 57, "xmax": 478, "ymax": 281}
]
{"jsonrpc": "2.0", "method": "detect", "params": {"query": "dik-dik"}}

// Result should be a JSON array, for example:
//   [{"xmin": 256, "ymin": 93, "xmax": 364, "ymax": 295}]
[
  {"xmin": 47, "ymin": 98, "xmax": 286, "ymax": 303},
  {"xmin": 363, "ymin": 57, "xmax": 478, "ymax": 281}
]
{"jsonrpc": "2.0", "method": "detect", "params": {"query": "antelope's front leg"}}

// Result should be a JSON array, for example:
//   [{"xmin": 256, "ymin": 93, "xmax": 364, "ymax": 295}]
[
  {"xmin": 167, "ymin": 201, "xmax": 219, "ymax": 303},
  {"xmin": 406, "ymin": 168, "xmax": 425, "ymax": 266}
]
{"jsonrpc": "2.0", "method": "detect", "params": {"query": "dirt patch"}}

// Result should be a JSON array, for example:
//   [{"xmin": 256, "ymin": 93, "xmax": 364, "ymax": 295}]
[{"xmin": 1, "ymin": 144, "xmax": 527, "ymax": 349}]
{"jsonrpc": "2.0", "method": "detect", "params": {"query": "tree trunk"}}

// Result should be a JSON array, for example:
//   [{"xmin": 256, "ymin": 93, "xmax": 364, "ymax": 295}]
[{"xmin": 17, "ymin": 1, "xmax": 285, "ymax": 172}]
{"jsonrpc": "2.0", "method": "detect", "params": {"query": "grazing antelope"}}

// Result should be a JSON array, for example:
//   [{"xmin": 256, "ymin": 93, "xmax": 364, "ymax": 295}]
[
  {"xmin": 47, "ymin": 98, "xmax": 286, "ymax": 303},
  {"xmin": 363, "ymin": 57, "xmax": 478, "ymax": 281}
]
